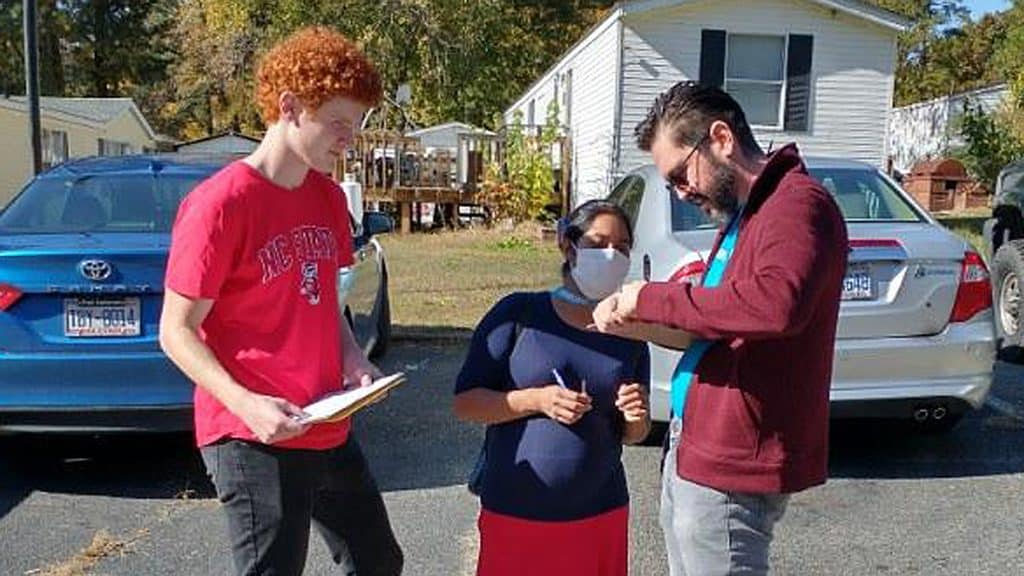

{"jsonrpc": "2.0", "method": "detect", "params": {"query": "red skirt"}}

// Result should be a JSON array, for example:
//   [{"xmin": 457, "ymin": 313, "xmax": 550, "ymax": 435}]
[{"xmin": 476, "ymin": 506, "xmax": 628, "ymax": 576}]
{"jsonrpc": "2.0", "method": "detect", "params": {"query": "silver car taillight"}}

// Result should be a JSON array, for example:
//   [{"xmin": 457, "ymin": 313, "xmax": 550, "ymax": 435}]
[{"xmin": 950, "ymin": 251, "xmax": 993, "ymax": 323}]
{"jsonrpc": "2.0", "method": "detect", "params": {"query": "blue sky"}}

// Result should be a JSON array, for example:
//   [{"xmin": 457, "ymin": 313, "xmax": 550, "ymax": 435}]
[{"xmin": 966, "ymin": 0, "xmax": 1010, "ymax": 19}]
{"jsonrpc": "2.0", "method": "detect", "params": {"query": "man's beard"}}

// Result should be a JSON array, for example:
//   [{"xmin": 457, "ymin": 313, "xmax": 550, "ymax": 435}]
[{"xmin": 693, "ymin": 157, "xmax": 739, "ymax": 222}]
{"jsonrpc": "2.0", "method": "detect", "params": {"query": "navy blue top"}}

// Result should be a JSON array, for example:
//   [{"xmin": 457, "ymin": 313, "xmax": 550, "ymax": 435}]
[{"xmin": 455, "ymin": 292, "xmax": 650, "ymax": 521}]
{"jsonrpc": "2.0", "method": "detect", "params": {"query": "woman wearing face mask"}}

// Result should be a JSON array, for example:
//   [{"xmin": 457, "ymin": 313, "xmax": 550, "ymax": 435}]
[{"xmin": 453, "ymin": 200, "xmax": 650, "ymax": 576}]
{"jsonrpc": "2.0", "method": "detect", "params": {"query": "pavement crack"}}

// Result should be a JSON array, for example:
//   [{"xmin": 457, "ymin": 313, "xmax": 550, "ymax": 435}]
[{"xmin": 27, "ymin": 528, "xmax": 149, "ymax": 576}]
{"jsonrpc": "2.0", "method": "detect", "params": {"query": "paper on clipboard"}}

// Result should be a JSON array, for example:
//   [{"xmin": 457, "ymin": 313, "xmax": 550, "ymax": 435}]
[{"xmin": 296, "ymin": 372, "xmax": 406, "ymax": 424}]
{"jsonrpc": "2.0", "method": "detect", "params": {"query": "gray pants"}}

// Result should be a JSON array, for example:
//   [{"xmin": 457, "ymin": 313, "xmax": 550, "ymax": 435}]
[
  {"xmin": 201, "ymin": 435, "xmax": 403, "ymax": 576},
  {"xmin": 660, "ymin": 420, "xmax": 789, "ymax": 576}
]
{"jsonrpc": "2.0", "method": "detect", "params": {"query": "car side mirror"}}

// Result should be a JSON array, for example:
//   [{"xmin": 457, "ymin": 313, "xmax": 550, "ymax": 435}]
[
  {"xmin": 341, "ymin": 173, "xmax": 364, "ymax": 238},
  {"xmin": 364, "ymin": 211, "xmax": 394, "ymax": 237}
]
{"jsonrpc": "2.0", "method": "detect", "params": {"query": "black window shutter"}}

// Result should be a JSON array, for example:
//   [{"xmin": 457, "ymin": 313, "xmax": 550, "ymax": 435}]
[
  {"xmin": 784, "ymin": 34, "xmax": 813, "ymax": 132},
  {"xmin": 699, "ymin": 30, "xmax": 726, "ymax": 89}
]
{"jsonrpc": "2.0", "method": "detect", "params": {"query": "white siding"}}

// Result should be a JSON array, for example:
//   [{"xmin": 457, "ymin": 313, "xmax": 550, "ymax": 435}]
[
  {"xmin": 409, "ymin": 124, "xmax": 465, "ymax": 151},
  {"xmin": 616, "ymin": 0, "xmax": 898, "ymax": 175},
  {"xmin": 887, "ymin": 84, "xmax": 1008, "ymax": 174},
  {"xmin": 505, "ymin": 75, "xmax": 559, "ymax": 127},
  {"xmin": 569, "ymin": 20, "xmax": 622, "ymax": 203},
  {"xmin": 407, "ymin": 123, "xmax": 495, "ymax": 154},
  {"xmin": 505, "ymin": 16, "xmax": 621, "ymax": 205}
]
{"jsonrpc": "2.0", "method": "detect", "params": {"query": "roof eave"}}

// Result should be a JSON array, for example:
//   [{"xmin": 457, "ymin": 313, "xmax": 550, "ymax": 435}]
[
  {"xmin": 503, "ymin": 6, "xmax": 625, "ymax": 117},
  {"xmin": 621, "ymin": 0, "xmax": 908, "ymax": 32}
]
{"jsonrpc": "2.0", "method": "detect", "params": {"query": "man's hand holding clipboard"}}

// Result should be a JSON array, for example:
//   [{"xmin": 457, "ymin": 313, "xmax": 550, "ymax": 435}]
[{"xmin": 296, "ymin": 372, "xmax": 407, "ymax": 424}]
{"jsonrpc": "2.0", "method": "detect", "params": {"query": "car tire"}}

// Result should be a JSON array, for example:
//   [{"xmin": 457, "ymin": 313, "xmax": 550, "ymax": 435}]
[
  {"xmin": 369, "ymin": 266, "xmax": 391, "ymax": 359},
  {"xmin": 992, "ymin": 240, "xmax": 1024, "ymax": 362}
]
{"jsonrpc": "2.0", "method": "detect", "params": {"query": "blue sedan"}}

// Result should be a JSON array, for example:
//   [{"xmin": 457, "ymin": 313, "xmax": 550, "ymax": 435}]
[{"xmin": 0, "ymin": 155, "xmax": 393, "ymax": 433}]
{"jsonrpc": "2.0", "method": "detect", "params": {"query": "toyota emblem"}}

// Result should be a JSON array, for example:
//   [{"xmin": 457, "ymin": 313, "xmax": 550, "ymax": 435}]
[{"xmin": 79, "ymin": 259, "xmax": 113, "ymax": 282}]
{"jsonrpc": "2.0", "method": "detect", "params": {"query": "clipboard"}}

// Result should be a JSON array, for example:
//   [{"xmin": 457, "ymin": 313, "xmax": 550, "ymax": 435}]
[{"xmin": 296, "ymin": 372, "xmax": 406, "ymax": 424}]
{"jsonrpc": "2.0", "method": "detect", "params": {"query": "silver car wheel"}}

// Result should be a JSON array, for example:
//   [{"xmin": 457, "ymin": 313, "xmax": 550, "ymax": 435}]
[{"xmin": 1000, "ymin": 272, "xmax": 1021, "ymax": 337}]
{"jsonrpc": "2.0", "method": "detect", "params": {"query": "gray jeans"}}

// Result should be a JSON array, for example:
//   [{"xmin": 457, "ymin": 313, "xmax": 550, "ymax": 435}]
[
  {"xmin": 660, "ymin": 419, "xmax": 789, "ymax": 576},
  {"xmin": 201, "ymin": 435, "xmax": 403, "ymax": 576}
]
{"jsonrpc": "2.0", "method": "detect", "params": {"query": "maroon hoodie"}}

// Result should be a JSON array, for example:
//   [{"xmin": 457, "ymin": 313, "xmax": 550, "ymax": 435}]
[{"xmin": 636, "ymin": 144, "xmax": 848, "ymax": 494}]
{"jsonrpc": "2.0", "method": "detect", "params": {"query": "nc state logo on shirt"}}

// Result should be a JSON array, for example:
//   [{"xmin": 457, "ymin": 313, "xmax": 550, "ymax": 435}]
[{"xmin": 299, "ymin": 261, "xmax": 321, "ymax": 305}]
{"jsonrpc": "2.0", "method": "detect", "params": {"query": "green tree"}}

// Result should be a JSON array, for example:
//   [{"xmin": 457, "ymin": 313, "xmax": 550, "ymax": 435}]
[
  {"xmin": 160, "ymin": 0, "xmax": 613, "ymax": 138},
  {"xmin": 0, "ymin": 0, "xmax": 71, "ymax": 96},
  {"xmin": 868, "ymin": 0, "xmax": 971, "ymax": 105},
  {"xmin": 956, "ymin": 103, "xmax": 1024, "ymax": 189},
  {"xmin": 166, "ymin": 0, "xmax": 269, "ymax": 138},
  {"xmin": 481, "ymin": 102, "xmax": 561, "ymax": 223},
  {"xmin": 62, "ymin": 0, "xmax": 173, "ymax": 97}
]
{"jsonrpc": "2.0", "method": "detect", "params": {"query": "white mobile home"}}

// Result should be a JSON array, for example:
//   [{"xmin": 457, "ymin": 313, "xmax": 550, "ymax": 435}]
[{"xmin": 505, "ymin": 0, "xmax": 908, "ymax": 204}]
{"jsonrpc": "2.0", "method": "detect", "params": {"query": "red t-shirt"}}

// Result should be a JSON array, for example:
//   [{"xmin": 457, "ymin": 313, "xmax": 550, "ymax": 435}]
[{"xmin": 166, "ymin": 161, "xmax": 355, "ymax": 450}]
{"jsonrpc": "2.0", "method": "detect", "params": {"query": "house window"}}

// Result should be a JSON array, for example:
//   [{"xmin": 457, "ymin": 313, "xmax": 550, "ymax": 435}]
[
  {"xmin": 725, "ymin": 34, "xmax": 787, "ymax": 128},
  {"xmin": 527, "ymin": 99, "xmax": 536, "ymax": 126},
  {"xmin": 41, "ymin": 129, "xmax": 68, "ymax": 169},
  {"xmin": 98, "ymin": 139, "xmax": 133, "ymax": 156},
  {"xmin": 701, "ymin": 30, "xmax": 812, "ymax": 132}
]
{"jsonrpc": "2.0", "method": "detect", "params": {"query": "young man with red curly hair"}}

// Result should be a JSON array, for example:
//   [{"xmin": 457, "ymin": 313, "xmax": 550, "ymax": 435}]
[{"xmin": 159, "ymin": 27, "xmax": 403, "ymax": 576}]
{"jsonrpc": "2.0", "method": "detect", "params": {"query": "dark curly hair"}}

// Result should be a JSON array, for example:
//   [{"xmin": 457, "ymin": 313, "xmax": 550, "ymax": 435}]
[{"xmin": 635, "ymin": 81, "xmax": 762, "ymax": 155}]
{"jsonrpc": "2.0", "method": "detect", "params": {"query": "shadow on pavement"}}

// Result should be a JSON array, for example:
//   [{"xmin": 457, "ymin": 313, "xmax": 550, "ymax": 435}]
[
  {"xmin": 7, "ymin": 337, "xmax": 1024, "ymax": 519},
  {"xmin": 828, "ymin": 409, "xmax": 1024, "ymax": 480},
  {"xmin": 355, "ymin": 341, "xmax": 484, "ymax": 493},
  {"xmin": 0, "ymin": 340, "xmax": 480, "ymax": 523},
  {"xmin": 0, "ymin": 433, "xmax": 213, "ymax": 522}
]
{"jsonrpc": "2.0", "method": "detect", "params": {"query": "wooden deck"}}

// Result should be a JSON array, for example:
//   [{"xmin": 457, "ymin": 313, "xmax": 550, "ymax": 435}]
[
  {"xmin": 338, "ymin": 128, "xmax": 568, "ymax": 233},
  {"xmin": 363, "ymin": 186, "xmax": 475, "ymax": 204}
]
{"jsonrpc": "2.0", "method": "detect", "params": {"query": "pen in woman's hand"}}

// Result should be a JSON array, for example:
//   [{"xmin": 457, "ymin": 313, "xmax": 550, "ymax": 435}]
[{"xmin": 552, "ymin": 368, "xmax": 569, "ymax": 389}]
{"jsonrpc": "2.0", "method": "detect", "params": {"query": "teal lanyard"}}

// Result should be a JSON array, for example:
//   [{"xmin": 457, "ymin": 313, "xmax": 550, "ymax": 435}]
[{"xmin": 670, "ymin": 210, "xmax": 742, "ymax": 419}]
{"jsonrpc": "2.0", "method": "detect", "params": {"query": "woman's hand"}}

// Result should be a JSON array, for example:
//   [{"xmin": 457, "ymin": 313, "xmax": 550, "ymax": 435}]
[
  {"xmin": 616, "ymin": 383, "xmax": 651, "ymax": 444},
  {"xmin": 535, "ymin": 385, "xmax": 592, "ymax": 425},
  {"xmin": 615, "ymin": 383, "xmax": 648, "ymax": 422}
]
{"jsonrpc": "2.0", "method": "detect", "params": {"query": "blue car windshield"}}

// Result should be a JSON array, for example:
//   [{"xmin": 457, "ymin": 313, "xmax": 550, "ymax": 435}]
[{"xmin": 0, "ymin": 173, "xmax": 209, "ymax": 234}]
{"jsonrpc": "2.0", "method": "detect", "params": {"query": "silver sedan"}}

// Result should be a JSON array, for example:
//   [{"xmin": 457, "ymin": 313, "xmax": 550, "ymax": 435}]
[{"xmin": 608, "ymin": 157, "xmax": 996, "ymax": 431}]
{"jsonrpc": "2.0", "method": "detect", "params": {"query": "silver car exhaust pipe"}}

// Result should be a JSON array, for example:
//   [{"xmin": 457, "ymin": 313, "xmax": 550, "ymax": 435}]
[{"xmin": 913, "ymin": 404, "xmax": 948, "ymax": 422}]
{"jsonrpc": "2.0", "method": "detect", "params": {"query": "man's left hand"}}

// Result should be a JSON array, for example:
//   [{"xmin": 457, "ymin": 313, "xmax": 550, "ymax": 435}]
[
  {"xmin": 344, "ymin": 355, "xmax": 384, "ymax": 389},
  {"xmin": 616, "ymin": 281, "xmax": 645, "ymax": 319},
  {"xmin": 592, "ymin": 281, "xmax": 647, "ymax": 333}
]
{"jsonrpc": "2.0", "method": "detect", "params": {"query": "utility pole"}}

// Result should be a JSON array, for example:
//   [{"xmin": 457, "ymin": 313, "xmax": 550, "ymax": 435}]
[{"xmin": 24, "ymin": 0, "xmax": 42, "ymax": 175}]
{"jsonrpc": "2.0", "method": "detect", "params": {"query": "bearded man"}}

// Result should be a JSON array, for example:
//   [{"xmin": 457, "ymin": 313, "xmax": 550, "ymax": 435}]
[{"xmin": 592, "ymin": 81, "xmax": 848, "ymax": 576}]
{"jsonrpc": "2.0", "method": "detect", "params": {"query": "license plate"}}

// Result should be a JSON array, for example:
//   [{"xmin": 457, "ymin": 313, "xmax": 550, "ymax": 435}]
[
  {"xmin": 842, "ymin": 264, "xmax": 874, "ymax": 301},
  {"xmin": 64, "ymin": 297, "xmax": 141, "ymax": 337}
]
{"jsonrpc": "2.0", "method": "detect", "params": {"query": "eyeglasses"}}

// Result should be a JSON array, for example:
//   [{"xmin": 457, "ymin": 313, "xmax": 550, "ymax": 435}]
[{"xmin": 664, "ymin": 135, "xmax": 709, "ymax": 194}]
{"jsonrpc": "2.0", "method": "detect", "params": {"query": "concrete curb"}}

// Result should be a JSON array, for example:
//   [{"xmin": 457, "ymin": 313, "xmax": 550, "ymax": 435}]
[{"xmin": 392, "ymin": 328, "xmax": 474, "ymax": 343}]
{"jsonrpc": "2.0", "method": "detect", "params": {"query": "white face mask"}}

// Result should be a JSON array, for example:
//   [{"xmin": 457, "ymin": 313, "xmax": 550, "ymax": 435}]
[{"xmin": 570, "ymin": 246, "xmax": 631, "ymax": 300}]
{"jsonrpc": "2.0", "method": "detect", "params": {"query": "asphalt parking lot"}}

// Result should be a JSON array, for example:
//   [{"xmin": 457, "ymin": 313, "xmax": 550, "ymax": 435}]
[{"xmin": 2, "ymin": 341, "xmax": 1024, "ymax": 575}]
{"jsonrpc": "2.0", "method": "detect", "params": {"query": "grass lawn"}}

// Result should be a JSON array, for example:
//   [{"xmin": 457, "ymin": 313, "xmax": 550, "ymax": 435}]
[
  {"xmin": 378, "ymin": 224, "xmax": 562, "ymax": 332},
  {"xmin": 379, "ymin": 210, "xmax": 993, "ymax": 334},
  {"xmin": 936, "ymin": 211, "xmax": 988, "ymax": 256}
]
